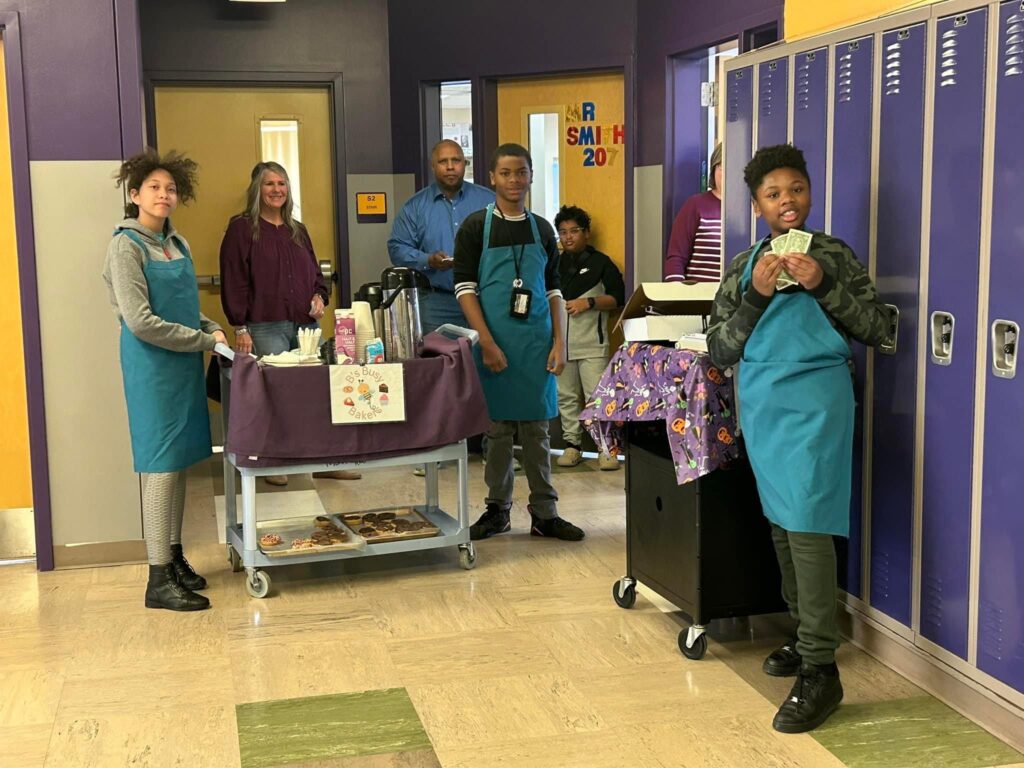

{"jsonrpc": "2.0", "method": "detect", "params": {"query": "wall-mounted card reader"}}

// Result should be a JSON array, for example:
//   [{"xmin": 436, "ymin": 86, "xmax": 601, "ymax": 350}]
[
  {"xmin": 930, "ymin": 311, "xmax": 955, "ymax": 365},
  {"xmin": 991, "ymin": 319, "xmax": 1018, "ymax": 379},
  {"xmin": 880, "ymin": 304, "xmax": 899, "ymax": 355}
]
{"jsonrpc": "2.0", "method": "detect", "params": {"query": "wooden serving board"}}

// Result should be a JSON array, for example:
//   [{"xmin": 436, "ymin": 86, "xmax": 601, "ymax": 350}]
[
  {"xmin": 257, "ymin": 516, "xmax": 365, "ymax": 557},
  {"xmin": 339, "ymin": 507, "xmax": 440, "ymax": 544}
]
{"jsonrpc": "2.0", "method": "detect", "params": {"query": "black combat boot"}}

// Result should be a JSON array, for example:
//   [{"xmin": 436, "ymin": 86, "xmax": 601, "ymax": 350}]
[
  {"xmin": 772, "ymin": 661, "xmax": 843, "ymax": 733},
  {"xmin": 169, "ymin": 543, "xmax": 208, "ymax": 591},
  {"xmin": 145, "ymin": 564, "xmax": 210, "ymax": 611},
  {"xmin": 762, "ymin": 637, "xmax": 802, "ymax": 676}
]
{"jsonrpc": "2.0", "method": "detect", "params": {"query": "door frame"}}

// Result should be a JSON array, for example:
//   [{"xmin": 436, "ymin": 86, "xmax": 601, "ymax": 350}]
[
  {"xmin": 2, "ymin": 12, "xmax": 53, "ymax": 570},
  {"xmin": 143, "ymin": 71, "xmax": 351, "ymax": 304}
]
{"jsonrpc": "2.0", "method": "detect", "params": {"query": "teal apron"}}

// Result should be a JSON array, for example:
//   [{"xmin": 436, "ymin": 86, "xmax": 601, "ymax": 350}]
[
  {"xmin": 474, "ymin": 205, "xmax": 558, "ymax": 421},
  {"xmin": 738, "ymin": 238, "xmax": 854, "ymax": 536},
  {"xmin": 118, "ymin": 229, "xmax": 212, "ymax": 473}
]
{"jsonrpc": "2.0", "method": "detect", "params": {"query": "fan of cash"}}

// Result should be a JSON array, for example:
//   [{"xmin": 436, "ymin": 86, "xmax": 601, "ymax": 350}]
[{"xmin": 769, "ymin": 228, "xmax": 813, "ymax": 289}]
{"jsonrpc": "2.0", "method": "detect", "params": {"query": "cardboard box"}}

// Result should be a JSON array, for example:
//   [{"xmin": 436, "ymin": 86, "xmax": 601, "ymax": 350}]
[{"xmin": 615, "ymin": 282, "xmax": 718, "ymax": 342}]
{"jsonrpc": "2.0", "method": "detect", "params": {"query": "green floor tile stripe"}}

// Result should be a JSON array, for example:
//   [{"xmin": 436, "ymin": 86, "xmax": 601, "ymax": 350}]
[
  {"xmin": 237, "ymin": 688, "xmax": 433, "ymax": 768},
  {"xmin": 811, "ymin": 696, "xmax": 1024, "ymax": 768}
]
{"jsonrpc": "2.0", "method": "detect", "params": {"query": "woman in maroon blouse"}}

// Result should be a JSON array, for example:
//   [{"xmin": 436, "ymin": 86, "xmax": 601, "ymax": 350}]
[
  {"xmin": 219, "ymin": 161, "xmax": 359, "ymax": 483},
  {"xmin": 664, "ymin": 143, "xmax": 723, "ymax": 283}
]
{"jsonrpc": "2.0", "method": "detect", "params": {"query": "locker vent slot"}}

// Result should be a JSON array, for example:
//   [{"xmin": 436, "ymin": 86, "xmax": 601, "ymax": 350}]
[
  {"xmin": 760, "ymin": 63, "xmax": 779, "ymax": 118},
  {"xmin": 1007, "ymin": 14, "xmax": 1024, "ymax": 76},
  {"xmin": 922, "ymin": 576, "xmax": 944, "ymax": 633},
  {"xmin": 939, "ymin": 30, "xmax": 959, "ymax": 87},
  {"xmin": 979, "ymin": 602, "xmax": 1004, "ymax": 660},
  {"xmin": 872, "ymin": 551, "xmax": 890, "ymax": 599},
  {"xmin": 838, "ymin": 49, "xmax": 855, "ymax": 103},
  {"xmin": 796, "ymin": 52, "xmax": 818, "ymax": 111},
  {"xmin": 885, "ymin": 42, "xmax": 902, "ymax": 96},
  {"xmin": 728, "ymin": 73, "xmax": 744, "ymax": 122}
]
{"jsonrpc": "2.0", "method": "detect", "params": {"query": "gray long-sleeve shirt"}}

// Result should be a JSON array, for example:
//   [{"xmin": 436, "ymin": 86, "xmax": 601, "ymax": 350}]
[{"xmin": 102, "ymin": 218, "xmax": 221, "ymax": 352}]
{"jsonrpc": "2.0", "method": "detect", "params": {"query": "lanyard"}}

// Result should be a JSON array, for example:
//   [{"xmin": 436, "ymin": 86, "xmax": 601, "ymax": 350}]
[{"xmin": 495, "ymin": 208, "xmax": 527, "ymax": 288}]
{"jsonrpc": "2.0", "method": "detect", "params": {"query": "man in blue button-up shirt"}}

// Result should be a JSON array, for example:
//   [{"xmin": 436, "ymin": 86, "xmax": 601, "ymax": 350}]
[{"xmin": 387, "ymin": 139, "xmax": 495, "ymax": 333}]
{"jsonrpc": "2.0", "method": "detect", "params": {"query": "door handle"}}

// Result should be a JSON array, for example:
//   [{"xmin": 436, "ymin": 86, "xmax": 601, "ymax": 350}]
[
  {"xmin": 879, "ymin": 304, "xmax": 899, "ymax": 355},
  {"xmin": 991, "ymin": 319, "xmax": 1018, "ymax": 379},
  {"xmin": 196, "ymin": 274, "xmax": 221, "ymax": 287},
  {"xmin": 319, "ymin": 260, "xmax": 334, "ymax": 296},
  {"xmin": 930, "ymin": 310, "xmax": 954, "ymax": 365}
]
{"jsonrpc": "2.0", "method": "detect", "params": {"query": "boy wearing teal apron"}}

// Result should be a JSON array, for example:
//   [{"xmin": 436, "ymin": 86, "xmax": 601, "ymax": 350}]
[
  {"xmin": 707, "ymin": 145, "xmax": 889, "ymax": 733},
  {"xmin": 454, "ymin": 144, "xmax": 585, "ymax": 542},
  {"xmin": 103, "ymin": 150, "xmax": 227, "ymax": 611}
]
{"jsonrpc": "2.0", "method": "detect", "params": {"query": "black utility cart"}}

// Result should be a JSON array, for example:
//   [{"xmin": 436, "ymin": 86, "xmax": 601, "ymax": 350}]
[{"xmin": 613, "ymin": 422, "xmax": 786, "ymax": 659}]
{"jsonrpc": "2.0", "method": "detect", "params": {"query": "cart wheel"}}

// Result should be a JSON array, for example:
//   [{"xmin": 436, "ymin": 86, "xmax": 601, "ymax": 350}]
[
  {"xmin": 612, "ymin": 579, "xmax": 637, "ymax": 609},
  {"xmin": 228, "ymin": 547, "xmax": 242, "ymax": 573},
  {"xmin": 458, "ymin": 543, "xmax": 476, "ymax": 570},
  {"xmin": 245, "ymin": 570, "xmax": 271, "ymax": 599},
  {"xmin": 678, "ymin": 629, "xmax": 708, "ymax": 660}
]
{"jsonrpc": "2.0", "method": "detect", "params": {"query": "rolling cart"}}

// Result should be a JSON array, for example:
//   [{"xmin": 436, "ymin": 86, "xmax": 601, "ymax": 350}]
[{"xmin": 612, "ymin": 422, "xmax": 786, "ymax": 659}]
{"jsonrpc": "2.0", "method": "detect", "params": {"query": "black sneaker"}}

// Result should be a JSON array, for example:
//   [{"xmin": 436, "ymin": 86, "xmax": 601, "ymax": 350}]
[
  {"xmin": 772, "ymin": 662, "xmax": 843, "ymax": 734},
  {"xmin": 470, "ymin": 502, "xmax": 511, "ymax": 540},
  {"xmin": 763, "ymin": 638, "xmax": 801, "ymax": 677},
  {"xmin": 529, "ymin": 507, "xmax": 585, "ymax": 541}
]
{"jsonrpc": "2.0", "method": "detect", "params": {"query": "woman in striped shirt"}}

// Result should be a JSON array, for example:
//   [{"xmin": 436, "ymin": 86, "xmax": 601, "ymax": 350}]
[{"xmin": 664, "ymin": 143, "xmax": 723, "ymax": 283}]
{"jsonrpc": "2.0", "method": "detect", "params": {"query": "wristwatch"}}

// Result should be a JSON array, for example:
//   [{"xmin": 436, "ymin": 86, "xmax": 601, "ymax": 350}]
[
  {"xmin": 587, "ymin": 297, "xmax": 596, "ymax": 310},
  {"xmin": 236, "ymin": 326, "xmax": 250, "ymax": 335}
]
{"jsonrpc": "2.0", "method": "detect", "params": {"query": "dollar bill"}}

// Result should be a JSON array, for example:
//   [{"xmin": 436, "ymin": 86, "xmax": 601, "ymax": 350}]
[
  {"xmin": 768, "ymin": 233, "xmax": 798, "ymax": 289},
  {"xmin": 786, "ymin": 228, "xmax": 813, "ymax": 254}
]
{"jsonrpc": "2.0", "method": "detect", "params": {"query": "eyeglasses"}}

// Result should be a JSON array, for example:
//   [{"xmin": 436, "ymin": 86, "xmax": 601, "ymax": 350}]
[{"xmin": 557, "ymin": 227, "xmax": 584, "ymax": 238}]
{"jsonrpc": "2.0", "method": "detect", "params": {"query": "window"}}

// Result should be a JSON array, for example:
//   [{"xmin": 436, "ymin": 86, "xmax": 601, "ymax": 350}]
[
  {"xmin": 527, "ymin": 111, "xmax": 561, "ymax": 223},
  {"xmin": 440, "ymin": 81, "xmax": 474, "ymax": 181},
  {"xmin": 706, "ymin": 42, "xmax": 739, "ymax": 189},
  {"xmin": 259, "ymin": 118, "xmax": 303, "ymax": 221}
]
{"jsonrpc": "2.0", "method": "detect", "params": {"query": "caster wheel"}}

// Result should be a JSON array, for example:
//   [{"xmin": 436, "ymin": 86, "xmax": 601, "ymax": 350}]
[
  {"xmin": 612, "ymin": 579, "xmax": 637, "ymax": 609},
  {"xmin": 245, "ymin": 570, "xmax": 270, "ymax": 599},
  {"xmin": 228, "ymin": 547, "xmax": 242, "ymax": 573},
  {"xmin": 678, "ymin": 629, "xmax": 708, "ymax": 660},
  {"xmin": 458, "ymin": 543, "xmax": 476, "ymax": 570}
]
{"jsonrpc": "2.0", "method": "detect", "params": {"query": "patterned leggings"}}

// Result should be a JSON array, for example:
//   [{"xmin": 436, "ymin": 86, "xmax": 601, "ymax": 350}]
[{"xmin": 141, "ymin": 471, "xmax": 186, "ymax": 565}]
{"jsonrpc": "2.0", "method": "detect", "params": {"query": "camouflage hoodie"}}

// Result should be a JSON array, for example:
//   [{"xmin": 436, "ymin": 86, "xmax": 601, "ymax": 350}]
[{"xmin": 707, "ymin": 232, "xmax": 890, "ymax": 369}]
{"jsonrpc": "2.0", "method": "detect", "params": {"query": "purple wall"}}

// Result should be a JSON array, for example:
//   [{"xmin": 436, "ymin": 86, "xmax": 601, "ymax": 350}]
[
  {"xmin": 636, "ymin": 0, "xmax": 784, "ymax": 167},
  {"xmin": 387, "ymin": 0, "xmax": 636, "ymax": 178},
  {"xmin": 0, "ymin": 0, "xmax": 134, "ymax": 160},
  {"xmin": 139, "ymin": 0, "xmax": 392, "ymax": 174}
]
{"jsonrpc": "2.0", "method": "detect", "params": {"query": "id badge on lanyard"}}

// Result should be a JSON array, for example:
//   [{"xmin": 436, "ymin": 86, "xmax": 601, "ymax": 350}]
[{"xmin": 508, "ymin": 243, "xmax": 532, "ymax": 319}]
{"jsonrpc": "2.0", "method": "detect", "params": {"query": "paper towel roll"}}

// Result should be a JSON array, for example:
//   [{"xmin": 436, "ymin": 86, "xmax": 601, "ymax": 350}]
[{"xmin": 352, "ymin": 301, "xmax": 375, "ymax": 363}]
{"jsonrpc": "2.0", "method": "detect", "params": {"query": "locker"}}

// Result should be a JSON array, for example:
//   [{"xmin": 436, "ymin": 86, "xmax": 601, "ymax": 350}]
[
  {"xmin": 870, "ymin": 23, "xmax": 928, "ymax": 627},
  {"xmin": 756, "ymin": 57, "xmax": 789, "ymax": 241},
  {"xmin": 829, "ymin": 35, "xmax": 874, "ymax": 597},
  {"xmin": 920, "ymin": 6, "xmax": 989, "ymax": 659},
  {"xmin": 977, "ymin": 0, "xmax": 1024, "ymax": 691},
  {"xmin": 724, "ymin": 66, "xmax": 754, "ymax": 263},
  {"xmin": 792, "ymin": 47, "xmax": 829, "ymax": 232}
]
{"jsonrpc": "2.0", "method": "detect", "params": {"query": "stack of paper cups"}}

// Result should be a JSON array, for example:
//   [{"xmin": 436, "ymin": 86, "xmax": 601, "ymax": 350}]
[{"xmin": 351, "ymin": 301, "xmax": 375, "ymax": 364}]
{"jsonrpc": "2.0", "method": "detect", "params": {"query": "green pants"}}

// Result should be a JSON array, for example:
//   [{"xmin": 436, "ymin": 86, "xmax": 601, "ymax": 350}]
[{"xmin": 770, "ymin": 523, "xmax": 839, "ymax": 666}]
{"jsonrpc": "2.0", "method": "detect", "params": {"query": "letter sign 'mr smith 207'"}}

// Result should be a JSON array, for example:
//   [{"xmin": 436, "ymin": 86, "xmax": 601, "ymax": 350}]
[{"xmin": 565, "ymin": 101, "xmax": 625, "ymax": 167}]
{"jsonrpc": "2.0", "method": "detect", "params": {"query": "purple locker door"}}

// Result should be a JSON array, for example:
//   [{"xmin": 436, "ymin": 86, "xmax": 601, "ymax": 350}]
[
  {"xmin": 921, "ymin": 7, "xmax": 989, "ymax": 660},
  {"xmin": 724, "ymin": 66, "xmax": 754, "ymax": 264},
  {"xmin": 978, "ymin": 0, "xmax": 1024, "ymax": 693},
  {"xmin": 871, "ymin": 23, "xmax": 928, "ymax": 626},
  {"xmin": 829, "ymin": 35, "xmax": 874, "ymax": 597},
  {"xmin": 756, "ymin": 57, "xmax": 789, "ymax": 241},
  {"xmin": 792, "ymin": 47, "xmax": 828, "ymax": 233}
]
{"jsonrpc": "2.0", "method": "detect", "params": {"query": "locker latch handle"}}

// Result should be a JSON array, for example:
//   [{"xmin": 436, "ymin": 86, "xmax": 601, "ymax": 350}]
[
  {"xmin": 880, "ymin": 304, "xmax": 899, "ymax": 355},
  {"xmin": 991, "ymin": 319, "xmax": 1018, "ymax": 379},
  {"xmin": 930, "ymin": 311, "xmax": 955, "ymax": 365}
]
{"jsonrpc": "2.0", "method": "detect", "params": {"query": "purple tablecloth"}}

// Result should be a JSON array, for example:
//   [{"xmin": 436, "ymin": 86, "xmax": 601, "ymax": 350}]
[
  {"xmin": 580, "ymin": 342, "xmax": 740, "ymax": 485},
  {"xmin": 225, "ymin": 334, "xmax": 491, "ymax": 468}
]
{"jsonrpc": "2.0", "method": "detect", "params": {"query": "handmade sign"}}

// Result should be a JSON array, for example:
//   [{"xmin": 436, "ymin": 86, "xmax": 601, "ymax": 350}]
[{"xmin": 329, "ymin": 364, "xmax": 406, "ymax": 424}]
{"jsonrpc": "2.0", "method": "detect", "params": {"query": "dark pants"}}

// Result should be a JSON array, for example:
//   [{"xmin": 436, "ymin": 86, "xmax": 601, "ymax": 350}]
[{"xmin": 770, "ymin": 523, "xmax": 839, "ymax": 666}]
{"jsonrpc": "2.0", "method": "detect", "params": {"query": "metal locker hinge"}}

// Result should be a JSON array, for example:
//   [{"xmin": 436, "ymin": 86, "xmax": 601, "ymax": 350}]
[
  {"xmin": 701, "ymin": 81, "xmax": 718, "ymax": 108},
  {"xmin": 930, "ymin": 311, "xmax": 955, "ymax": 365},
  {"xmin": 991, "ymin": 319, "xmax": 1019, "ymax": 379}
]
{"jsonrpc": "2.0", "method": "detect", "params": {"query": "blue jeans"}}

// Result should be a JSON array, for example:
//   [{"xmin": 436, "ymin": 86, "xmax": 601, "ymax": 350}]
[
  {"xmin": 248, "ymin": 320, "xmax": 318, "ymax": 356},
  {"xmin": 420, "ymin": 290, "xmax": 467, "ymax": 335}
]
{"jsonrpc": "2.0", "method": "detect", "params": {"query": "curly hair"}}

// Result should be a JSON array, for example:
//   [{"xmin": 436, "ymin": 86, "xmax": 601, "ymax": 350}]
[
  {"xmin": 553, "ymin": 205, "xmax": 591, "ymax": 232},
  {"xmin": 115, "ymin": 148, "xmax": 198, "ymax": 219},
  {"xmin": 743, "ymin": 144, "xmax": 809, "ymax": 198}
]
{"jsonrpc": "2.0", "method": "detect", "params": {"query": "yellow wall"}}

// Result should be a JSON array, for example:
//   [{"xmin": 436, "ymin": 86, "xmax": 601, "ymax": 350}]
[
  {"xmin": 0, "ymin": 39, "xmax": 33, "ymax": 508},
  {"xmin": 785, "ymin": 0, "xmax": 942, "ymax": 40},
  {"xmin": 498, "ymin": 73, "xmax": 625, "ymax": 273}
]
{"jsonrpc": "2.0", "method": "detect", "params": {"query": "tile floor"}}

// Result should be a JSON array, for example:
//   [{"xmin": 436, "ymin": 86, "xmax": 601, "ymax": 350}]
[{"xmin": 1, "ymin": 455, "xmax": 1021, "ymax": 767}]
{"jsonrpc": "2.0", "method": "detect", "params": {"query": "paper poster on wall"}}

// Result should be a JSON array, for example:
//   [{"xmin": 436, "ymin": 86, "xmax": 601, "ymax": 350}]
[
  {"xmin": 564, "ymin": 100, "xmax": 625, "ymax": 168},
  {"xmin": 329, "ymin": 364, "xmax": 406, "ymax": 424}
]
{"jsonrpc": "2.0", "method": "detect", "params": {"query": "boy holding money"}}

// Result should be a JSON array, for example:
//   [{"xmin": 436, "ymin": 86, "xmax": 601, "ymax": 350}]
[{"xmin": 707, "ymin": 144, "xmax": 889, "ymax": 733}]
